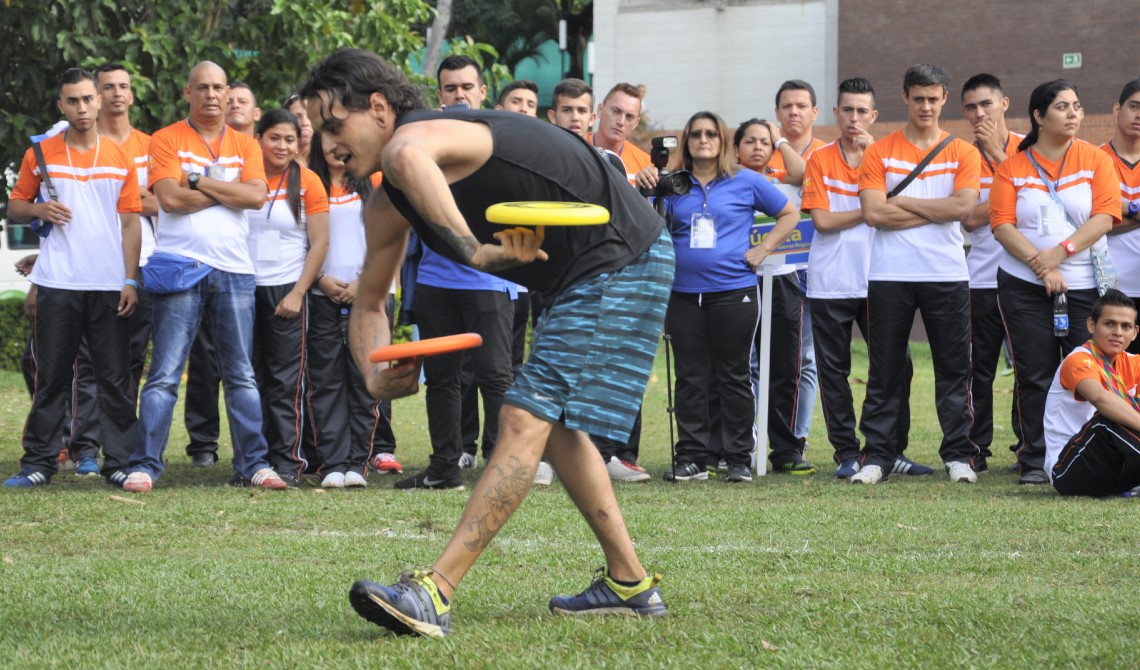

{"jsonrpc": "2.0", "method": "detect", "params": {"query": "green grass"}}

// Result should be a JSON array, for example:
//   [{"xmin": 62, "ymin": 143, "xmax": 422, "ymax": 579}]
[{"xmin": 2, "ymin": 342, "xmax": 1139, "ymax": 669}]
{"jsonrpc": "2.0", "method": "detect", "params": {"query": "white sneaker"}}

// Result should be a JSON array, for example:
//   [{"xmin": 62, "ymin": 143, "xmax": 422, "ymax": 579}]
[
  {"xmin": 459, "ymin": 453, "xmax": 477, "ymax": 469},
  {"xmin": 850, "ymin": 464, "xmax": 884, "ymax": 485},
  {"xmin": 533, "ymin": 461, "xmax": 554, "ymax": 486},
  {"xmin": 606, "ymin": 456, "xmax": 650, "ymax": 482},
  {"xmin": 321, "ymin": 471, "xmax": 346, "ymax": 489},
  {"xmin": 343, "ymin": 471, "xmax": 367, "ymax": 488},
  {"xmin": 945, "ymin": 461, "xmax": 977, "ymax": 483}
]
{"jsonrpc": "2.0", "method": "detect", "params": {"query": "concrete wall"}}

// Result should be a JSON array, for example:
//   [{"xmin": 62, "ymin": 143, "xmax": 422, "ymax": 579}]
[{"xmin": 593, "ymin": 0, "xmax": 835, "ymax": 130}]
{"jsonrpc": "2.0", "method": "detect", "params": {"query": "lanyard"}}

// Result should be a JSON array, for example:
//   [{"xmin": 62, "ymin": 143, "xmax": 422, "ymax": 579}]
[
  {"xmin": 1025, "ymin": 143, "xmax": 1078, "ymax": 231},
  {"xmin": 186, "ymin": 118, "xmax": 225, "ymax": 165},
  {"xmin": 265, "ymin": 168, "xmax": 288, "ymax": 222},
  {"xmin": 1086, "ymin": 341, "xmax": 1140, "ymax": 411},
  {"xmin": 63, "ymin": 131, "xmax": 101, "ymax": 181},
  {"xmin": 1026, "ymin": 142, "xmax": 1071, "ymax": 193}
]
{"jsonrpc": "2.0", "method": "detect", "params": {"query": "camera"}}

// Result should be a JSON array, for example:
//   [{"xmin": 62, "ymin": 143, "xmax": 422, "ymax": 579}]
[{"xmin": 639, "ymin": 136, "xmax": 691, "ymax": 201}]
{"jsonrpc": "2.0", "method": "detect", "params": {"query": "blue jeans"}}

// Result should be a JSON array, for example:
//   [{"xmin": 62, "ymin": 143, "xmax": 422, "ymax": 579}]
[{"xmin": 130, "ymin": 270, "xmax": 271, "ymax": 480}]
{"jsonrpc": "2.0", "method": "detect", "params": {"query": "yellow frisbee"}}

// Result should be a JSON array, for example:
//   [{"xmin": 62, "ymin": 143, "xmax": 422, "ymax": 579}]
[{"xmin": 485, "ymin": 201, "xmax": 610, "ymax": 226}]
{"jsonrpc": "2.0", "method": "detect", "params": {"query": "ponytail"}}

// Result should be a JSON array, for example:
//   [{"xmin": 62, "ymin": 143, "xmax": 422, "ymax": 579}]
[{"xmin": 286, "ymin": 160, "xmax": 302, "ymax": 226}]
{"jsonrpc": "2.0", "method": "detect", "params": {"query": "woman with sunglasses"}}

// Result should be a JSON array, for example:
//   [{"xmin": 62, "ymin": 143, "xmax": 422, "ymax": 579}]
[{"xmin": 637, "ymin": 111, "xmax": 799, "ymax": 483}]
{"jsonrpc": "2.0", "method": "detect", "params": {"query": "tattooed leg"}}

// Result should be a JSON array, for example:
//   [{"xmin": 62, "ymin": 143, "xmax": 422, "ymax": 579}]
[
  {"xmin": 431, "ymin": 404, "xmax": 552, "ymax": 597},
  {"xmin": 544, "ymin": 426, "xmax": 646, "ymax": 583}
]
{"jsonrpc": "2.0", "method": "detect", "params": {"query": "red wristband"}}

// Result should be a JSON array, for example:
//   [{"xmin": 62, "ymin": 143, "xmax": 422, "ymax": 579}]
[{"xmin": 1059, "ymin": 239, "xmax": 1077, "ymax": 257}]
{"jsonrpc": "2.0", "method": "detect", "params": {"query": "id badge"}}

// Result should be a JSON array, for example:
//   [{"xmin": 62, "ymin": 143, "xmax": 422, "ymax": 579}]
[
  {"xmin": 1039, "ymin": 202, "xmax": 1067, "ymax": 236},
  {"xmin": 256, "ymin": 230, "xmax": 281, "ymax": 262},
  {"xmin": 207, "ymin": 164, "xmax": 227, "ymax": 180},
  {"xmin": 690, "ymin": 213, "xmax": 717, "ymax": 249}
]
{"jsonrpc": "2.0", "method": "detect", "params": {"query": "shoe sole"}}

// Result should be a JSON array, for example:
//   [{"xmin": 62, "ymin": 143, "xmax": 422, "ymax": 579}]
[
  {"xmin": 349, "ymin": 581, "xmax": 444, "ymax": 639},
  {"xmin": 123, "ymin": 484, "xmax": 151, "ymax": 493},
  {"xmin": 611, "ymin": 475, "xmax": 651, "ymax": 482},
  {"xmin": 726, "ymin": 477, "xmax": 753, "ymax": 483},
  {"xmin": 550, "ymin": 604, "xmax": 667, "ymax": 617}
]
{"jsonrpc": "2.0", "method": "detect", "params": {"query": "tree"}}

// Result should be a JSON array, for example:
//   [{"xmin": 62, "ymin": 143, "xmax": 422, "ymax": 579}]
[
  {"xmin": 448, "ymin": 0, "xmax": 560, "ymax": 76},
  {"xmin": 0, "ymin": 0, "xmax": 433, "ymax": 207}
]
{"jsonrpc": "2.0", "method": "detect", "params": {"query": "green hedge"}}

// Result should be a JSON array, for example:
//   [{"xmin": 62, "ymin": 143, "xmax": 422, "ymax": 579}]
[{"xmin": 0, "ymin": 298, "xmax": 30, "ymax": 372}]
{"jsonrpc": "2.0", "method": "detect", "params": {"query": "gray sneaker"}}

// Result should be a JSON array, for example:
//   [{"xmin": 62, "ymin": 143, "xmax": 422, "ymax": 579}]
[
  {"xmin": 458, "ymin": 453, "xmax": 477, "ymax": 469},
  {"xmin": 606, "ymin": 457, "xmax": 650, "ymax": 482}
]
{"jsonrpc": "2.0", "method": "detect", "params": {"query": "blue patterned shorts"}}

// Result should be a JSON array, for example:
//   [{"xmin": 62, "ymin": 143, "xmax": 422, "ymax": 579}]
[{"xmin": 505, "ymin": 229, "xmax": 675, "ymax": 441}]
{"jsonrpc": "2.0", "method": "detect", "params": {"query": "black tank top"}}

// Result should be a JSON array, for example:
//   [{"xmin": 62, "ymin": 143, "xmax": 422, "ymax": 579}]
[{"xmin": 382, "ymin": 109, "xmax": 664, "ymax": 304}]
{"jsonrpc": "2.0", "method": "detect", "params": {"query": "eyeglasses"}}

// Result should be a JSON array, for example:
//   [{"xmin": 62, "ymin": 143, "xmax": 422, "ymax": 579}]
[{"xmin": 690, "ymin": 129, "xmax": 719, "ymax": 139}]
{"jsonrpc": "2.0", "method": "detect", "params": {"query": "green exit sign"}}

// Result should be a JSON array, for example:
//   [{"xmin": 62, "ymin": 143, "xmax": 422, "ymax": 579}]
[{"xmin": 1063, "ymin": 52, "xmax": 1082, "ymax": 69}]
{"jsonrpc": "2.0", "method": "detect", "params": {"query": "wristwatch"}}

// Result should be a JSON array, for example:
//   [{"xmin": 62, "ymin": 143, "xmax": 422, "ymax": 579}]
[
  {"xmin": 774, "ymin": 138, "xmax": 789, "ymax": 151},
  {"xmin": 1059, "ymin": 239, "xmax": 1077, "ymax": 257},
  {"xmin": 1129, "ymin": 200, "xmax": 1140, "ymax": 218},
  {"xmin": 188, "ymin": 173, "xmax": 201, "ymax": 191}
]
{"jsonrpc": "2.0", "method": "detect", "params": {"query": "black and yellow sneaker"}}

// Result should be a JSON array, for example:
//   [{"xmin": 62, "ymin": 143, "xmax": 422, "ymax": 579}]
[
  {"xmin": 349, "ymin": 569, "xmax": 452, "ymax": 638},
  {"xmin": 549, "ymin": 568, "xmax": 667, "ymax": 617}
]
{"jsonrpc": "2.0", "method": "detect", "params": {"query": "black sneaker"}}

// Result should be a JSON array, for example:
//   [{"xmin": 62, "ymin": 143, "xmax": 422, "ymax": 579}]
[
  {"xmin": 227, "ymin": 472, "xmax": 252, "ymax": 487},
  {"xmin": 1018, "ymin": 468, "xmax": 1048, "ymax": 485},
  {"xmin": 772, "ymin": 459, "xmax": 816, "ymax": 475},
  {"xmin": 191, "ymin": 452, "xmax": 218, "ymax": 468},
  {"xmin": 725, "ymin": 464, "xmax": 752, "ymax": 483},
  {"xmin": 104, "ymin": 470, "xmax": 129, "ymax": 487},
  {"xmin": 662, "ymin": 462, "xmax": 707, "ymax": 482},
  {"xmin": 393, "ymin": 471, "xmax": 465, "ymax": 490}
]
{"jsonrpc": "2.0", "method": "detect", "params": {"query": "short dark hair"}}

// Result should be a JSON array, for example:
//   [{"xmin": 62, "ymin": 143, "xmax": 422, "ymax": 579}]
[
  {"xmin": 497, "ymin": 79, "xmax": 538, "ymax": 107},
  {"xmin": 903, "ymin": 64, "xmax": 951, "ymax": 94},
  {"xmin": 775, "ymin": 79, "xmax": 816, "ymax": 108},
  {"xmin": 437, "ymin": 55, "xmax": 483, "ymax": 87},
  {"xmin": 94, "ymin": 62, "xmax": 129, "ymax": 82},
  {"xmin": 57, "ymin": 67, "xmax": 96, "ymax": 97},
  {"xmin": 1091, "ymin": 289, "xmax": 1137, "ymax": 323},
  {"xmin": 961, "ymin": 73, "xmax": 1003, "ymax": 102},
  {"xmin": 230, "ymin": 80, "xmax": 254, "ymax": 94},
  {"xmin": 552, "ymin": 78, "xmax": 593, "ymax": 108},
  {"xmin": 299, "ymin": 48, "xmax": 426, "ymax": 122},
  {"xmin": 602, "ymin": 82, "xmax": 641, "ymax": 106},
  {"xmin": 837, "ymin": 77, "xmax": 875, "ymax": 105},
  {"xmin": 1119, "ymin": 77, "xmax": 1140, "ymax": 106},
  {"xmin": 1019, "ymin": 79, "xmax": 1078, "ymax": 152},
  {"xmin": 733, "ymin": 118, "xmax": 771, "ymax": 148}
]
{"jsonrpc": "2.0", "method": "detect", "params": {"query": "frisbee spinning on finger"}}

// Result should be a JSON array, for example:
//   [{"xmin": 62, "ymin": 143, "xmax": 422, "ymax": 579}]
[
  {"xmin": 369, "ymin": 333, "xmax": 483, "ymax": 363},
  {"xmin": 485, "ymin": 201, "xmax": 610, "ymax": 227}
]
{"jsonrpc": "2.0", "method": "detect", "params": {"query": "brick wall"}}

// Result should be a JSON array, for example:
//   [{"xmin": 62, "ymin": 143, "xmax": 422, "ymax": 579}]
[{"xmin": 836, "ymin": 0, "xmax": 1140, "ymax": 123}]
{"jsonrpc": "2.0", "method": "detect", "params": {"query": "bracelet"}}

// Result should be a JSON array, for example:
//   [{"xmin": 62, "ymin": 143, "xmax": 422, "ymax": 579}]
[{"xmin": 124, "ymin": 278, "xmax": 141, "ymax": 289}]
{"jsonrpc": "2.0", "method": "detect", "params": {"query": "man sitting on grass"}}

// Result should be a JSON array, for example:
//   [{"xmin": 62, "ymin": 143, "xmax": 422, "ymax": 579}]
[{"xmin": 1045, "ymin": 289, "xmax": 1140, "ymax": 497}]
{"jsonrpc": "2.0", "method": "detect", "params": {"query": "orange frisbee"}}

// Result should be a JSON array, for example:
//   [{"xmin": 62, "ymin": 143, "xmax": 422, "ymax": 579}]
[{"xmin": 369, "ymin": 333, "xmax": 484, "ymax": 363}]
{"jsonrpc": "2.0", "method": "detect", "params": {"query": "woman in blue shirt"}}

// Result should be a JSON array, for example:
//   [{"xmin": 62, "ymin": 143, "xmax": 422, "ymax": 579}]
[{"xmin": 639, "ymin": 111, "xmax": 798, "ymax": 482}]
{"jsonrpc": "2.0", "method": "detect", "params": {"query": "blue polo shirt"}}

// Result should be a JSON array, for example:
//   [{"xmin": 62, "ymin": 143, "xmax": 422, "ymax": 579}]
[
  {"xmin": 416, "ymin": 245, "xmax": 520, "ymax": 297},
  {"xmin": 667, "ymin": 168, "xmax": 788, "ymax": 293}
]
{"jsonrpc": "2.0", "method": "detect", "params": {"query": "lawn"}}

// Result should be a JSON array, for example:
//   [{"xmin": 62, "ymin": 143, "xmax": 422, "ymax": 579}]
[{"xmin": 1, "ymin": 342, "xmax": 1138, "ymax": 669}]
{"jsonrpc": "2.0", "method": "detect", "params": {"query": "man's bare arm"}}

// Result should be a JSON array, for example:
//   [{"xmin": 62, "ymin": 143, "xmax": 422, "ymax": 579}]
[
  {"xmin": 890, "ymin": 188, "xmax": 979, "ymax": 224},
  {"xmin": 859, "ymin": 190, "xmax": 928, "ymax": 230},
  {"xmin": 349, "ymin": 190, "xmax": 415, "ymax": 400},
  {"xmin": 810, "ymin": 207, "xmax": 864, "ymax": 233},
  {"xmin": 1077, "ymin": 378, "xmax": 1140, "ymax": 433},
  {"xmin": 153, "ymin": 178, "xmax": 218, "ymax": 214}
]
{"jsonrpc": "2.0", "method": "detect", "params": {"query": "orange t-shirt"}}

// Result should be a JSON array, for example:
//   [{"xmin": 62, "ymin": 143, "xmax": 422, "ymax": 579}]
[
  {"xmin": 989, "ymin": 140, "xmax": 1120, "ymax": 290},
  {"xmin": 858, "ymin": 130, "xmax": 981, "ymax": 282},
  {"xmin": 768, "ymin": 136, "xmax": 827, "ymax": 184},
  {"xmin": 148, "ymin": 119, "xmax": 267, "ymax": 274},
  {"xmin": 586, "ymin": 133, "xmax": 652, "ymax": 186},
  {"xmin": 11, "ymin": 133, "xmax": 141, "ymax": 290}
]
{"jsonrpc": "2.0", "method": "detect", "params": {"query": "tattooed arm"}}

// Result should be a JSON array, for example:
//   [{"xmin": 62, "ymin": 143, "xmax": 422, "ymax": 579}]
[
  {"xmin": 380, "ymin": 119, "xmax": 548, "ymax": 273},
  {"xmin": 349, "ymin": 190, "xmax": 415, "ymax": 400}
]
